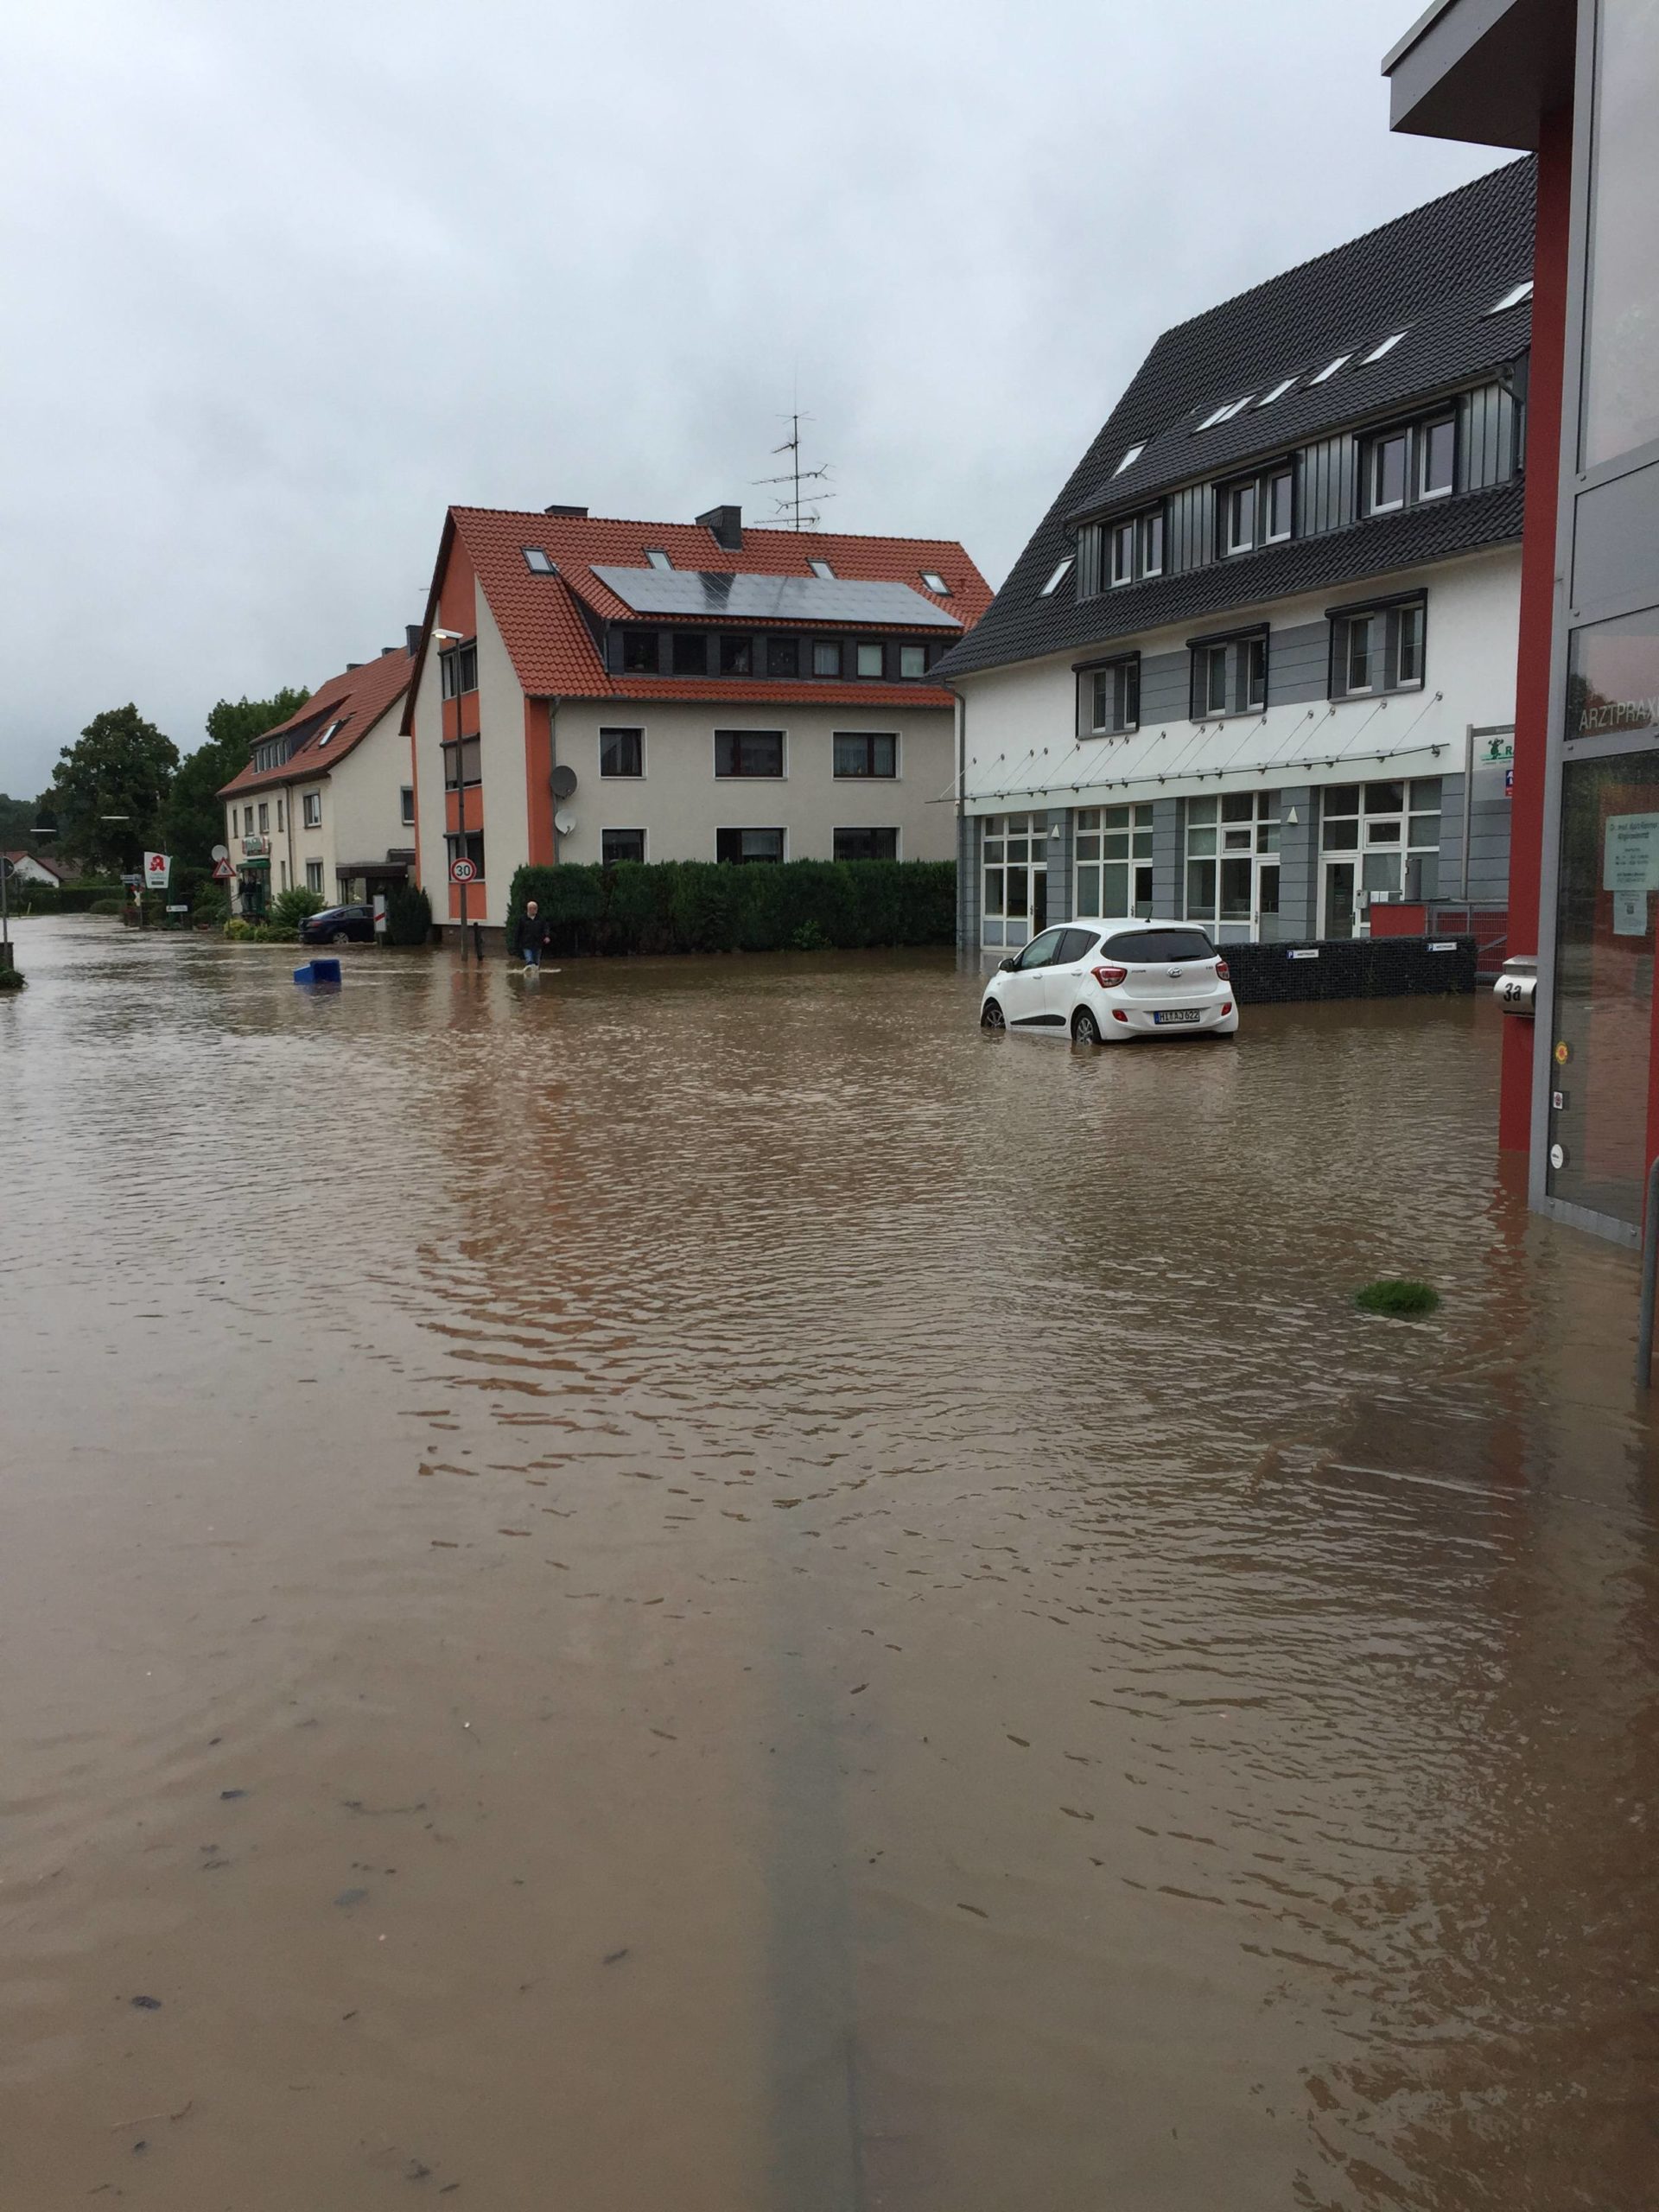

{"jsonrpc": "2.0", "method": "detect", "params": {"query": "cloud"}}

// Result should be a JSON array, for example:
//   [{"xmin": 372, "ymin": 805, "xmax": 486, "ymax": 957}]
[{"xmin": 0, "ymin": 0, "xmax": 1507, "ymax": 793}]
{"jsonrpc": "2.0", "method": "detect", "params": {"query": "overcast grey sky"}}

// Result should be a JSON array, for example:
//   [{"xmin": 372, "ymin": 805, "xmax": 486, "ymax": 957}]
[{"xmin": 0, "ymin": 0, "xmax": 1506, "ymax": 797}]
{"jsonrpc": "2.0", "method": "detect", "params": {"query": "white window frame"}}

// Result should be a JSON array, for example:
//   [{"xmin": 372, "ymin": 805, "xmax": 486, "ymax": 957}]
[
  {"xmin": 1370, "ymin": 431, "xmax": 1409, "ymax": 514},
  {"xmin": 1419, "ymin": 416, "xmax": 1456, "ymax": 501},
  {"xmin": 1110, "ymin": 519, "xmax": 1136, "ymax": 586},
  {"xmin": 302, "ymin": 791, "xmax": 322, "ymax": 829},
  {"xmin": 1089, "ymin": 658, "xmax": 1140, "ymax": 737},
  {"xmin": 1185, "ymin": 791, "xmax": 1280, "ymax": 931},
  {"xmin": 1263, "ymin": 467, "xmax": 1294, "ymax": 543},
  {"xmin": 1075, "ymin": 804, "xmax": 1154, "ymax": 918},
  {"xmin": 305, "ymin": 859, "xmax": 324, "ymax": 893},
  {"xmin": 980, "ymin": 811, "xmax": 1049, "ymax": 944},
  {"xmin": 1319, "ymin": 779, "xmax": 1444, "ymax": 926},
  {"xmin": 1224, "ymin": 480, "xmax": 1256, "ymax": 555},
  {"xmin": 599, "ymin": 725, "xmax": 646, "ymax": 779},
  {"xmin": 399, "ymin": 786, "xmax": 415, "ymax": 826},
  {"xmin": 1140, "ymin": 509, "xmax": 1165, "ymax": 576}
]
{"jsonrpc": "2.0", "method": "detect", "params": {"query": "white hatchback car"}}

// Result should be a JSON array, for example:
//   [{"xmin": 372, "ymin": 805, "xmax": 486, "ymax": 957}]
[{"xmin": 980, "ymin": 918, "xmax": 1239, "ymax": 1045}]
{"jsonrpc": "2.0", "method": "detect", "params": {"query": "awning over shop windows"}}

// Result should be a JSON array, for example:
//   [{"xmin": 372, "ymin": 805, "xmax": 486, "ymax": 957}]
[{"xmin": 238, "ymin": 857, "xmax": 271, "ymax": 871}]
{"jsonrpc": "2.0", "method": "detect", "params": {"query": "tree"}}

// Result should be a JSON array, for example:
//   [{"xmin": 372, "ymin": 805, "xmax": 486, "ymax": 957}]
[
  {"xmin": 49, "ymin": 707, "xmax": 179, "ymax": 874},
  {"xmin": 165, "ymin": 687, "xmax": 308, "ymax": 868},
  {"xmin": 0, "ymin": 792, "xmax": 52, "ymax": 855}
]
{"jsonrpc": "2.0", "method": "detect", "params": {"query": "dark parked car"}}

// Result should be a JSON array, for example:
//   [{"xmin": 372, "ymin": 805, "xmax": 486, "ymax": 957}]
[{"xmin": 299, "ymin": 903, "xmax": 377, "ymax": 945}]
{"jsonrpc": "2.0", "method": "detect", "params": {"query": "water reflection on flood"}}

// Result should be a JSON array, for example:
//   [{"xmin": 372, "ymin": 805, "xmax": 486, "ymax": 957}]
[{"xmin": 2, "ymin": 916, "xmax": 1656, "ymax": 2211}]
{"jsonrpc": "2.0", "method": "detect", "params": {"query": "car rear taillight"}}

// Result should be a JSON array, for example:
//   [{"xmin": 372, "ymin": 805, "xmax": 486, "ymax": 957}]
[
  {"xmin": 1220, "ymin": 1001, "xmax": 1233, "ymax": 1015},
  {"xmin": 1090, "ymin": 963, "xmax": 1129, "ymax": 988},
  {"xmin": 1214, "ymin": 958, "xmax": 1230, "ymax": 980}
]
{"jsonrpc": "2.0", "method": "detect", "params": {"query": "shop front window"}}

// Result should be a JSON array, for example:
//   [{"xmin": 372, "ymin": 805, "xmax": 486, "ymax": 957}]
[
  {"xmin": 1581, "ymin": 0, "xmax": 1659, "ymax": 469},
  {"xmin": 981, "ymin": 813, "xmax": 1048, "ymax": 946},
  {"xmin": 1548, "ymin": 746, "xmax": 1659, "ymax": 1230},
  {"xmin": 1074, "ymin": 804, "xmax": 1153, "ymax": 917},
  {"xmin": 1186, "ymin": 792, "xmax": 1279, "ymax": 933}
]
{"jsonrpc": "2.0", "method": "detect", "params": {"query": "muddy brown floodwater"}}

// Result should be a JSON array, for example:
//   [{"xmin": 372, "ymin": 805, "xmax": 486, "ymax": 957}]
[{"xmin": 3, "ymin": 915, "xmax": 1658, "ymax": 2210}]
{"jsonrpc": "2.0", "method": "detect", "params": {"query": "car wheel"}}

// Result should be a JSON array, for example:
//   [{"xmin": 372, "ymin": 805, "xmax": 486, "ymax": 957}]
[
  {"xmin": 981, "ymin": 999, "xmax": 1006, "ymax": 1031},
  {"xmin": 331, "ymin": 930, "xmax": 349, "ymax": 944},
  {"xmin": 1072, "ymin": 1007, "xmax": 1102, "ymax": 1046}
]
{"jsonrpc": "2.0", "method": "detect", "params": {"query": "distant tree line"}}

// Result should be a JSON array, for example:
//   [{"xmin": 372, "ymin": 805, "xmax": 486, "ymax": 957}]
[{"xmin": 3, "ymin": 685, "xmax": 308, "ymax": 880}]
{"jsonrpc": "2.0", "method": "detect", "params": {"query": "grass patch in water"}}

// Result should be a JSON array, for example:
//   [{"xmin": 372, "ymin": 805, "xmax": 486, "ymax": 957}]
[{"xmin": 1355, "ymin": 1277, "xmax": 1440, "ymax": 1319}]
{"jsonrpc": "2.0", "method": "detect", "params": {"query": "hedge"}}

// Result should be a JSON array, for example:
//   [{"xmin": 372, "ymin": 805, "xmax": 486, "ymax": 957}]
[{"xmin": 505, "ymin": 859, "xmax": 956, "ymax": 957}]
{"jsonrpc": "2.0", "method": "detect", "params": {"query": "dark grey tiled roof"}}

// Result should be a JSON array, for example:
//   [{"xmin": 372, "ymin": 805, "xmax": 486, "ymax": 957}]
[{"xmin": 937, "ymin": 157, "xmax": 1535, "ymax": 683}]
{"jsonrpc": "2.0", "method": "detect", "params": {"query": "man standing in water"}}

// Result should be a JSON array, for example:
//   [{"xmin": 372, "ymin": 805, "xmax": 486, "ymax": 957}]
[{"xmin": 512, "ymin": 899, "xmax": 551, "ymax": 974}]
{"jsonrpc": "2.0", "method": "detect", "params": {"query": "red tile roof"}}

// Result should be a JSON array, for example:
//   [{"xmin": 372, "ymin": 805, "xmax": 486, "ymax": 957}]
[
  {"xmin": 410, "ymin": 506, "xmax": 991, "ymax": 712},
  {"xmin": 219, "ymin": 649, "xmax": 413, "ymax": 798},
  {"xmin": 3, "ymin": 850, "xmax": 70, "ymax": 880}
]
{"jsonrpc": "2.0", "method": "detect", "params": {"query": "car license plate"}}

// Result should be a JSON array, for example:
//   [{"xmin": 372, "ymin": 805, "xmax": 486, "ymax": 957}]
[{"xmin": 1153, "ymin": 1008, "xmax": 1202, "ymax": 1025}]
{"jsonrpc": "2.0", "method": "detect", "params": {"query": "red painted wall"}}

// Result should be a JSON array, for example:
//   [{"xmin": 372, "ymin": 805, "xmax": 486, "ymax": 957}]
[{"xmin": 1500, "ymin": 105, "xmax": 1574, "ymax": 1150}]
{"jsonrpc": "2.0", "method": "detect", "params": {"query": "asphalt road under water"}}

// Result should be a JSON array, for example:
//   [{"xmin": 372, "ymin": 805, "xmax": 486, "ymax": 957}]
[{"xmin": 2, "ymin": 916, "xmax": 1656, "ymax": 2210}]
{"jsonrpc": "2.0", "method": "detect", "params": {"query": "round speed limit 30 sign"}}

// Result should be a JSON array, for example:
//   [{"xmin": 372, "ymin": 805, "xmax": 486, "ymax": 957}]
[{"xmin": 449, "ymin": 857, "xmax": 478, "ymax": 884}]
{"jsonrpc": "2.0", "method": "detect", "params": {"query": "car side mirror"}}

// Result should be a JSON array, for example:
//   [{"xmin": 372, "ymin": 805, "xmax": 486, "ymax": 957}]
[{"xmin": 997, "ymin": 956, "xmax": 1018, "ymax": 972}]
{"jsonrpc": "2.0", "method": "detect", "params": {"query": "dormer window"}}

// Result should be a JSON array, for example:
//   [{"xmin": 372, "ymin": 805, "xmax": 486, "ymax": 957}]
[
  {"xmin": 1110, "ymin": 519, "xmax": 1136, "ymax": 585},
  {"xmin": 1219, "ymin": 467, "xmax": 1293, "ymax": 556},
  {"xmin": 1369, "ymin": 431, "xmax": 1409, "ymax": 513}
]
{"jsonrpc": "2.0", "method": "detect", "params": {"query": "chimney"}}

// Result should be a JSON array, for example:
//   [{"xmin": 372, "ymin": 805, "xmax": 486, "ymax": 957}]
[
  {"xmin": 696, "ymin": 504, "xmax": 743, "ymax": 551},
  {"xmin": 406, "ymin": 624, "xmax": 422, "ymax": 657},
  {"xmin": 380, "ymin": 644, "xmax": 397, "ymax": 656},
  {"xmin": 346, "ymin": 661, "xmax": 363, "ymax": 671},
  {"xmin": 543, "ymin": 503, "xmax": 588, "ymax": 518}
]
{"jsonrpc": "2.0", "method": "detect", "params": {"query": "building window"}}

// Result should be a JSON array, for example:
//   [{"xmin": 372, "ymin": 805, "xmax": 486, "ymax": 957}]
[
  {"xmin": 1580, "ymin": 0, "xmax": 1659, "ymax": 467},
  {"xmin": 716, "ymin": 827, "xmax": 784, "ymax": 864},
  {"xmin": 440, "ymin": 643, "xmax": 478, "ymax": 697},
  {"xmin": 524, "ymin": 547, "xmax": 556, "ymax": 574},
  {"xmin": 855, "ymin": 642, "xmax": 884, "ymax": 678},
  {"xmin": 1330, "ymin": 598, "xmax": 1427, "ymax": 698},
  {"xmin": 305, "ymin": 860, "xmax": 323, "ymax": 893},
  {"xmin": 834, "ymin": 827, "xmax": 899, "ymax": 861},
  {"xmin": 600, "ymin": 727, "xmax": 644, "ymax": 778},
  {"xmin": 1141, "ymin": 510, "xmax": 1165, "ymax": 576},
  {"xmin": 302, "ymin": 791, "xmax": 322, "ymax": 828},
  {"xmin": 1190, "ymin": 632, "xmax": 1267, "ymax": 718},
  {"xmin": 1186, "ymin": 792, "xmax": 1280, "ymax": 927},
  {"xmin": 1224, "ymin": 480, "xmax": 1257, "ymax": 555},
  {"xmin": 1264, "ymin": 468, "xmax": 1294, "ymax": 543},
  {"xmin": 445, "ymin": 830, "xmax": 486, "ymax": 874},
  {"xmin": 720, "ymin": 634, "xmax": 752, "ymax": 676},
  {"xmin": 766, "ymin": 634, "xmax": 800, "ymax": 678},
  {"xmin": 812, "ymin": 640, "xmax": 842, "ymax": 677},
  {"xmin": 1087, "ymin": 656, "xmax": 1140, "ymax": 736},
  {"xmin": 442, "ymin": 738, "xmax": 482, "ymax": 789},
  {"xmin": 1420, "ymin": 417, "xmax": 1456, "ymax": 500},
  {"xmin": 1039, "ymin": 556, "xmax": 1074, "ymax": 596},
  {"xmin": 833, "ymin": 732, "xmax": 896, "ymax": 778},
  {"xmin": 257, "ymin": 801, "xmax": 269, "ymax": 833},
  {"xmin": 899, "ymin": 643, "xmax": 928, "ymax": 679},
  {"xmin": 244, "ymin": 806, "xmax": 253, "ymax": 835},
  {"xmin": 1075, "ymin": 804, "xmax": 1153, "ymax": 917},
  {"xmin": 981, "ymin": 812, "xmax": 1048, "ymax": 931},
  {"xmin": 400, "ymin": 786, "xmax": 415, "ymax": 825},
  {"xmin": 276, "ymin": 800, "xmax": 284, "ymax": 831},
  {"xmin": 920, "ymin": 570, "xmax": 950, "ymax": 594},
  {"xmin": 1320, "ymin": 779, "xmax": 1442, "ymax": 919},
  {"xmin": 645, "ymin": 549, "xmax": 672, "ymax": 570},
  {"xmin": 1111, "ymin": 519, "xmax": 1136, "ymax": 585},
  {"xmin": 715, "ymin": 729, "xmax": 784, "ymax": 778},
  {"xmin": 810, "ymin": 558, "xmax": 835, "ymax": 580},
  {"xmin": 1369, "ymin": 431, "xmax": 1408, "ymax": 513},
  {"xmin": 672, "ymin": 632, "xmax": 708, "ymax": 676},
  {"xmin": 621, "ymin": 629, "xmax": 659, "ymax": 674},
  {"xmin": 601, "ymin": 829, "xmax": 645, "ymax": 865}
]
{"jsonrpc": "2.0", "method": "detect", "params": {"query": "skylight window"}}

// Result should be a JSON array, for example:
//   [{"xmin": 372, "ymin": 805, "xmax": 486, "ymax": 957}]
[
  {"xmin": 316, "ymin": 721, "xmax": 341, "ymax": 747},
  {"xmin": 810, "ymin": 558, "xmax": 835, "ymax": 579},
  {"xmin": 1363, "ymin": 330, "xmax": 1408, "ymax": 363},
  {"xmin": 1309, "ymin": 353, "xmax": 1352, "ymax": 385},
  {"xmin": 645, "ymin": 548, "xmax": 673, "ymax": 569},
  {"xmin": 920, "ymin": 569, "xmax": 950, "ymax": 594},
  {"xmin": 1255, "ymin": 375, "xmax": 1299, "ymax": 407},
  {"xmin": 523, "ymin": 547, "xmax": 556, "ymax": 574},
  {"xmin": 1114, "ymin": 443, "xmax": 1146, "ymax": 475},
  {"xmin": 1039, "ymin": 556, "xmax": 1075, "ymax": 596},
  {"xmin": 1487, "ymin": 279, "xmax": 1534, "ymax": 315},
  {"xmin": 1197, "ymin": 397, "xmax": 1251, "ymax": 430}
]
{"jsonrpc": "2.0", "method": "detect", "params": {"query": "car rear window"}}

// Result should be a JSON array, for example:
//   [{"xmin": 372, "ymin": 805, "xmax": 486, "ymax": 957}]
[{"xmin": 1100, "ymin": 929, "xmax": 1216, "ymax": 964}]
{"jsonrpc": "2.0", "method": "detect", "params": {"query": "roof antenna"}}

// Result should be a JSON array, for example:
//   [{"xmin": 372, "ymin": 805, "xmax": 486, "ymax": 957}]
[{"xmin": 753, "ymin": 407, "xmax": 835, "ymax": 530}]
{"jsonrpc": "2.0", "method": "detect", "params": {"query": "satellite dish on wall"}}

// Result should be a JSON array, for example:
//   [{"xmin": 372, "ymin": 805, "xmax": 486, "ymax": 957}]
[
  {"xmin": 211, "ymin": 843, "xmax": 229, "ymax": 862},
  {"xmin": 550, "ymin": 765, "xmax": 578, "ymax": 798},
  {"xmin": 554, "ymin": 810, "xmax": 576, "ymax": 837}
]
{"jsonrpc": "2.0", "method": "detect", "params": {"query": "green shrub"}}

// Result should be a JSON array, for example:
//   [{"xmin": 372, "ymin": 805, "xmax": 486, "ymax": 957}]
[
  {"xmin": 384, "ymin": 883, "xmax": 433, "ymax": 946},
  {"xmin": 506, "ymin": 858, "xmax": 955, "ymax": 958},
  {"xmin": 270, "ymin": 885, "xmax": 325, "ymax": 932},
  {"xmin": 1355, "ymin": 1278, "xmax": 1441, "ymax": 1319},
  {"xmin": 194, "ymin": 888, "xmax": 230, "ymax": 925},
  {"xmin": 0, "ymin": 962, "xmax": 24, "ymax": 991},
  {"xmin": 86, "ymin": 896, "xmax": 124, "ymax": 916}
]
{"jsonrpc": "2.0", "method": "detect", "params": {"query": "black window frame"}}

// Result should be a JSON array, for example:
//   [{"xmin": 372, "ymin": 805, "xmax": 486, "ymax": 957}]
[
  {"xmin": 671, "ymin": 631, "xmax": 709, "ymax": 676},
  {"xmin": 766, "ymin": 633, "xmax": 801, "ymax": 678},
  {"xmin": 1327, "ymin": 593, "xmax": 1428, "ymax": 701},
  {"xmin": 855, "ymin": 640, "xmax": 886, "ymax": 679},
  {"xmin": 439, "ymin": 642, "xmax": 478, "ymax": 697},
  {"xmin": 898, "ymin": 642, "xmax": 928, "ymax": 680},
  {"xmin": 833, "ymin": 826, "xmax": 899, "ymax": 861},
  {"xmin": 833, "ymin": 732, "xmax": 898, "ymax": 779},
  {"xmin": 811, "ymin": 639, "xmax": 842, "ymax": 677},
  {"xmin": 444, "ymin": 829, "xmax": 486, "ymax": 873},
  {"xmin": 601, "ymin": 828, "xmax": 646, "ymax": 865},
  {"xmin": 715, "ymin": 826, "xmax": 785, "ymax": 865},
  {"xmin": 442, "ymin": 737, "xmax": 482, "ymax": 790},
  {"xmin": 719, "ymin": 633, "xmax": 753, "ymax": 677},
  {"xmin": 600, "ymin": 726, "xmax": 645, "ymax": 779},
  {"xmin": 714, "ymin": 728, "xmax": 785, "ymax": 779},
  {"xmin": 621, "ymin": 628, "xmax": 660, "ymax": 674},
  {"xmin": 1187, "ymin": 626, "xmax": 1269, "ymax": 721}
]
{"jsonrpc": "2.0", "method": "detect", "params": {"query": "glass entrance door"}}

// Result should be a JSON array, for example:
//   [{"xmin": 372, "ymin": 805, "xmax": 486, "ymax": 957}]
[
  {"xmin": 981, "ymin": 814, "xmax": 1049, "ymax": 950},
  {"xmin": 1325, "ymin": 862, "xmax": 1357, "ymax": 939}
]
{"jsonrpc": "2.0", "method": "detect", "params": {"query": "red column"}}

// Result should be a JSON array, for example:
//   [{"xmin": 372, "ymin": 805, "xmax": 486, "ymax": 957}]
[{"xmin": 1500, "ymin": 105, "xmax": 1574, "ymax": 1151}]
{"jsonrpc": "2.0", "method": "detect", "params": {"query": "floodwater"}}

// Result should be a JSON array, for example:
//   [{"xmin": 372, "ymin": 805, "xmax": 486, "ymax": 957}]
[{"xmin": 2, "ymin": 915, "xmax": 1656, "ymax": 2212}]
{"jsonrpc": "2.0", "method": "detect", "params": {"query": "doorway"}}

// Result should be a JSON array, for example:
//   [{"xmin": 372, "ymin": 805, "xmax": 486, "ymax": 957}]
[
  {"xmin": 1324, "ymin": 861, "xmax": 1357, "ymax": 940},
  {"xmin": 981, "ymin": 813, "xmax": 1049, "ymax": 949}
]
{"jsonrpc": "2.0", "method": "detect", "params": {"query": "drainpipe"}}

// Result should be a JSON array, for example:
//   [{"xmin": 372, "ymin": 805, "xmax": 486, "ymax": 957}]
[
  {"xmin": 1459, "ymin": 721, "xmax": 1474, "ymax": 904},
  {"xmin": 549, "ymin": 699, "xmax": 561, "ymax": 865},
  {"xmin": 952, "ymin": 687, "xmax": 967, "ymax": 953}
]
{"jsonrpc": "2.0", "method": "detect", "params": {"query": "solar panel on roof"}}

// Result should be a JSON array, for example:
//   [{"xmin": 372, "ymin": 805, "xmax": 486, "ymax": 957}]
[{"xmin": 590, "ymin": 568, "xmax": 962, "ymax": 628}]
